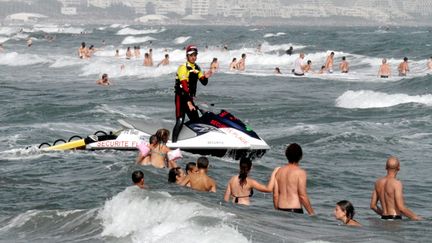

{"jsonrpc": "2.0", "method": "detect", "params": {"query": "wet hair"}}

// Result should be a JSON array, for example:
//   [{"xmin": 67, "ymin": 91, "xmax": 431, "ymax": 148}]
[
  {"xmin": 232, "ymin": 58, "xmax": 237, "ymax": 62},
  {"xmin": 342, "ymin": 56, "xmax": 346, "ymax": 60},
  {"xmin": 241, "ymin": 53, "xmax": 246, "ymax": 58},
  {"xmin": 149, "ymin": 134, "xmax": 157, "ymax": 145},
  {"xmin": 330, "ymin": 52, "xmax": 335, "ymax": 55},
  {"xmin": 238, "ymin": 157, "xmax": 252, "ymax": 187},
  {"xmin": 404, "ymin": 57, "xmax": 408, "ymax": 61},
  {"xmin": 132, "ymin": 170, "xmax": 144, "ymax": 184},
  {"xmin": 165, "ymin": 54, "xmax": 169, "ymax": 58},
  {"xmin": 212, "ymin": 57, "xmax": 217, "ymax": 62},
  {"xmin": 185, "ymin": 162, "xmax": 197, "ymax": 174},
  {"xmin": 155, "ymin": 128, "xmax": 170, "ymax": 144},
  {"xmin": 81, "ymin": 42, "xmax": 85, "ymax": 47},
  {"xmin": 127, "ymin": 47, "xmax": 130, "ymax": 50},
  {"xmin": 336, "ymin": 200, "xmax": 355, "ymax": 221},
  {"xmin": 116, "ymin": 49, "xmax": 119, "ymax": 53},
  {"xmin": 321, "ymin": 65, "xmax": 326, "ymax": 69},
  {"xmin": 285, "ymin": 143, "xmax": 303, "ymax": 163},
  {"xmin": 197, "ymin": 156, "xmax": 209, "ymax": 169},
  {"xmin": 102, "ymin": 73, "xmax": 108, "ymax": 79},
  {"xmin": 307, "ymin": 60, "xmax": 312, "ymax": 64},
  {"xmin": 145, "ymin": 53, "xmax": 149, "ymax": 57},
  {"xmin": 168, "ymin": 167, "xmax": 181, "ymax": 183}
]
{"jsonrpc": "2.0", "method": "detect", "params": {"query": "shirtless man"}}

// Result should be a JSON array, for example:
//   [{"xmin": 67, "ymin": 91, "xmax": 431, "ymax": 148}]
[
  {"xmin": 157, "ymin": 54, "xmax": 170, "ymax": 67},
  {"xmin": 339, "ymin": 56, "xmax": 349, "ymax": 73},
  {"xmin": 0, "ymin": 44, "xmax": 4, "ymax": 52},
  {"xmin": 427, "ymin": 56, "xmax": 432, "ymax": 70},
  {"xmin": 273, "ymin": 143, "xmax": 315, "ymax": 215},
  {"xmin": 180, "ymin": 157, "xmax": 216, "ymax": 192},
  {"xmin": 370, "ymin": 156, "xmax": 421, "ymax": 220},
  {"xmin": 143, "ymin": 53, "xmax": 152, "ymax": 66},
  {"xmin": 378, "ymin": 58, "xmax": 391, "ymax": 78},
  {"xmin": 96, "ymin": 73, "xmax": 111, "ymax": 86},
  {"xmin": 324, "ymin": 52, "xmax": 335, "ymax": 73},
  {"xmin": 398, "ymin": 57, "xmax": 409, "ymax": 76},
  {"xmin": 125, "ymin": 47, "xmax": 132, "ymax": 59},
  {"xmin": 236, "ymin": 53, "xmax": 246, "ymax": 71},
  {"xmin": 78, "ymin": 42, "xmax": 87, "ymax": 59}
]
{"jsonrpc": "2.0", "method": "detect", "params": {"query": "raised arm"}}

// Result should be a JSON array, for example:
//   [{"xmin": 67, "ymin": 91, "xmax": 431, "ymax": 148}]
[{"xmin": 251, "ymin": 167, "xmax": 280, "ymax": 193}]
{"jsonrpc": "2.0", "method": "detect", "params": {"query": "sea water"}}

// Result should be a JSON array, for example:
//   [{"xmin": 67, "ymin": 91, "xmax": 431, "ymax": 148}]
[{"xmin": 0, "ymin": 24, "xmax": 431, "ymax": 243}]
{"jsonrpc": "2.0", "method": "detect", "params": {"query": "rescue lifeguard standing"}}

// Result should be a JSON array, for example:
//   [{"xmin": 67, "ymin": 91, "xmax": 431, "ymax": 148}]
[{"xmin": 173, "ymin": 45, "xmax": 212, "ymax": 142}]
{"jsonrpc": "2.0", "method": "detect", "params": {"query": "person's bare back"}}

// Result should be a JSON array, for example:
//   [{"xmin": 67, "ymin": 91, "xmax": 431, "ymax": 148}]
[
  {"xmin": 370, "ymin": 156, "xmax": 421, "ymax": 220},
  {"xmin": 273, "ymin": 143, "xmax": 314, "ymax": 215},
  {"xmin": 189, "ymin": 171, "xmax": 216, "ymax": 192},
  {"xmin": 180, "ymin": 157, "xmax": 216, "ymax": 192}
]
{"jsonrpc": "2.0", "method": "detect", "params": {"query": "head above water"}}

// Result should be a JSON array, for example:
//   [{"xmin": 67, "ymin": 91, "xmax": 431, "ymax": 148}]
[
  {"xmin": 342, "ymin": 56, "xmax": 346, "ymax": 61},
  {"xmin": 404, "ymin": 57, "xmax": 408, "ymax": 62},
  {"xmin": 197, "ymin": 156, "xmax": 209, "ymax": 169},
  {"xmin": 336, "ymin": 200, "xmax": 355, "ymax": 221},
  {"xmin": 168, "ymin": 167, "xmax": 183, "ymax": 183},
  {"xmin": 382, "ymin": 58, "xmax": 387, "ymax": 64},
  {"xmin": 386, "ymin": 156, "xmax": 400, "ymax": 171},
  {"xmin": 149, "ymin": 134, "xmax": 157, "ymax": 145},
  {"xmin": 155, "ymin": 128, "xmax": 170, "ymax": 144},
  {"xmin": 285, "ymin": 143, "xmax": 303, "ymax": 163},
  {"xmin": 101, "ymin": 73, "xmax": 108, "ymax": 80},
  {"xmin": 185, "ymin": 162, "xmax": 197, "ymax": 174},
  {"xmin": 132, "ymin": 170, "xmax": 144, "ymax": 184}
]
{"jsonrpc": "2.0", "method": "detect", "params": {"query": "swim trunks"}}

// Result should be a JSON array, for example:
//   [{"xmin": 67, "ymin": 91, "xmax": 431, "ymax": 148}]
[
  {"xmin": 342, "ymin": 71, "xmax": 348, "ymax": 73},
  {"xmin": 278, "ymin": 208, "xmax": 304, "ymax": 214},
  {"xmin": 294, "ymin": 73, "xmax": 304, "ymax": 76},
  {"xmin": 381, "ymin": 215, "xmax": 402, "ymax": 220},
  {"xmin": 380, "ymin": 75, "xmax": 389, "ymax": 78}
]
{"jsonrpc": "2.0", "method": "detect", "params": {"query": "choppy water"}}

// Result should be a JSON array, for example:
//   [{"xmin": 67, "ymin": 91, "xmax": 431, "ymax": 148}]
[{"xmin": 1, "ymin": 24, "xmax": 432, "ymax": 243}]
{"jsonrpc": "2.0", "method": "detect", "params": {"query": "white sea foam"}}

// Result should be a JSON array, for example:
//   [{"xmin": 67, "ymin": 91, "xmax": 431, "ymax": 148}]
[
  {"xmin": 116, "ymin": 27, "xmax": 166, "ymax": 35},
  {"xmin": 0, "ymin": 52, "xmax": 50, "ymax": 66},
  {"xmin": 0, "ymin": 36, "xmax": 9, "ymax": 44},
  {"xmin": 121, "ymin": 36, "xmax": 157, "ymax": 45},
  {"xmin": 335, "ymin": 90, "xmax": 432, "ymax": 109},
  {"xmin": 0, "ymin": 26, "xmax": 20, "ymax": 36},
  {"xmin": 263, "ymin": 32, "xmax": 286, "ymax": 38},
  {"xmin": 173, "ymin": 36, "xmax": 191, "ymax": 44},
  {"xmin": 99, "ymin": 187, "xmax": 247, "ymax": 243},
  {"xmin": 49, "ymin": 56, "xmax": 84, "ymax": 68},
  {"xmin": 28, "ymin": 24, "xmax": 86, "ymax": 34}
]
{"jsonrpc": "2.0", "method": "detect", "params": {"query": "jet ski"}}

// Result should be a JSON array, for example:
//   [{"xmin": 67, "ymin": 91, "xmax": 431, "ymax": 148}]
[{"xmin": 38, "ymin": 109, "xmax": 270, "ymax": 159}]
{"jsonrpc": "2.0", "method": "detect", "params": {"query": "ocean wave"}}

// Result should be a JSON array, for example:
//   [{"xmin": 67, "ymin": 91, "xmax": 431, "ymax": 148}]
[
  {"xmin": 335, "ymin": 90, "xmax": 432, "ymax": 109},
  {"xmin": 0, "ymin": 52, "xmax": 50, "ymax": 66},
  {"xmin": 263, "ymin": 32, "xmax": 286, "ymax": 38},
  {"xmin": 0, "ymin": 36, "xmax": 10, "ymax": 44},
  {"xmin": 174, "ymin": 36, "xmax": 191, "ymax": 44},
  {"xmin": 121, "ymin": 36, "xmax": 157, "ymax": 45},
  {"xmin": 116, "ymin": 27, "xmax": 166, "ymax": 35},
  {"xmin": 99, "ymin": 187, "xmax": 247, "ymax": 243}
]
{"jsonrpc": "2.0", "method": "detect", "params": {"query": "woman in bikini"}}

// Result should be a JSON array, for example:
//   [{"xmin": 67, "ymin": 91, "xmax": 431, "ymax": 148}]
[
  {"xmin": 224, "ymin": 157, "xmax": 279, "ymax": 206},
  {"xmin": 149, "ymin": 128, "xmax": 177, "ymax": 169}
]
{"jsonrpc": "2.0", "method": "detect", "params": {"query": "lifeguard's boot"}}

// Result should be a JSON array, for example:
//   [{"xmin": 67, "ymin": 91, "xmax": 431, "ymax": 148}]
[{"xmin": 172, "ymin": 117, "xmax": 183, "ymax": 143}]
